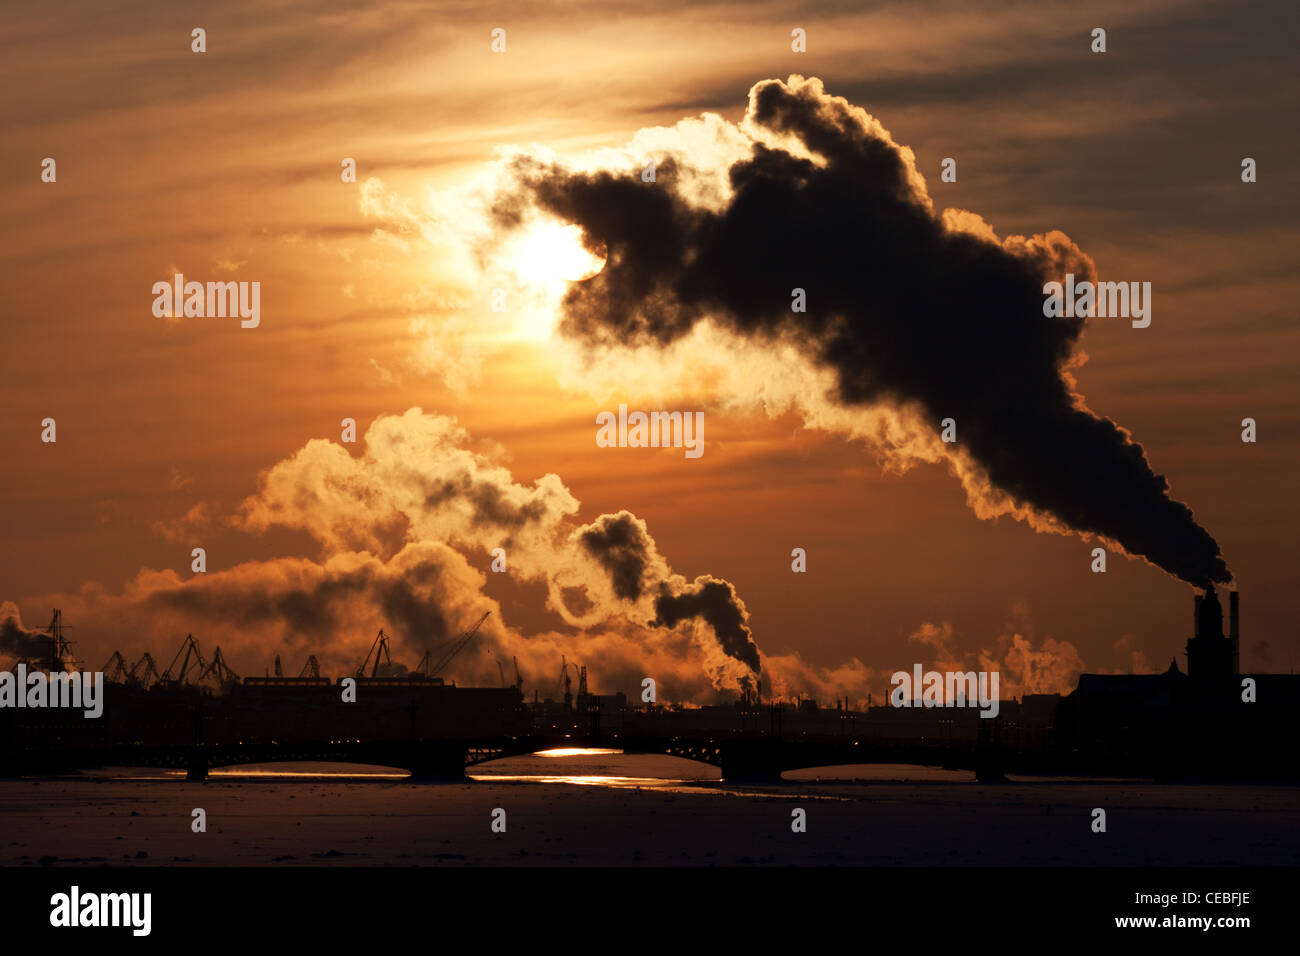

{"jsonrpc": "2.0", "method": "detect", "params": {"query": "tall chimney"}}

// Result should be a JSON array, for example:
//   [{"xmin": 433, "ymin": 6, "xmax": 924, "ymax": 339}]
[
  {"xmin": 1230, "ymin": 590, "xmax": 1240, "ymax": 674},
  {"xmin": 1194, "ymin": 593, "xmax": 1204, "ymax": 638}
]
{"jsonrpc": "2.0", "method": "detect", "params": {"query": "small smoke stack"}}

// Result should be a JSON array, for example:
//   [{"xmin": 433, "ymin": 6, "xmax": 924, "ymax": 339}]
[
  {"xmin": 1194, "ymin": 593, "xmax": 1204, "ymax": 636},
  {"xmin": 1230, "ymin": 590, "xmax": 1240, "ymax": 675}
]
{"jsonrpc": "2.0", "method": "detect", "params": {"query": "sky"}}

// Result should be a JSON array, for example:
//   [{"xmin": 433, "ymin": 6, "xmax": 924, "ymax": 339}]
[{"xmin": 2, "ymin": 0, "xmax": 1297, "ymax": 703}]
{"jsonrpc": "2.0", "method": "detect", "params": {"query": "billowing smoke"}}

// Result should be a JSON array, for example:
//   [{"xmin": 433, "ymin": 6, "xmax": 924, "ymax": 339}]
[
  {"xmin": 230, "ymin": 411, "xmax": 759, "ymax": 681},
  {"xmin": 0, "ymin": 602, "xmax": 48, "ymax": 663},
  {"xmin": 653, "ymin": 578, "xmax": 760, "ymax": 673},
  {"xmin": 907, "ymin": 621, "xmax": 1085, "ymax": 698},
  {"xmin": 147, "ymin": 548, "xmax": 456, "ymax": 655},
  {"xmin": 483, "ymin": 75, "xmax": 1229, "ymax": 587},
  {"xmin": 577, "ymin": 511, "xmax": 759, "ymax": 672},
  {"xmin": 578, "ymin": 512, "xmax": 655, "ymax": 603},
  {"xmin": 10, "ymin": 411, "xmax": 777, "ymax": 699}
]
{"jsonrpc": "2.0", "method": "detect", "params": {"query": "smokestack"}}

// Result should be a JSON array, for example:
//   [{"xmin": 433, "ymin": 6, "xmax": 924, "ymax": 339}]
[
  {"xmin": 1230, "ymin": 590, "xmax": 1240, "ymax": 674},
  {"xmin": 1194, "ymin": 594, "xmax": 1204, "ymax": 638}
]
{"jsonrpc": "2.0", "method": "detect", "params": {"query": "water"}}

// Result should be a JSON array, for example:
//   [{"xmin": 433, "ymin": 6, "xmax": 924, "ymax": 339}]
[
  {"xmin": 85, "ymin": 749, "xmax": 979, "ymax": 790},
  {"xmin": 3, "ymin": 751, "xmax": 1295, "ymax": 867}
]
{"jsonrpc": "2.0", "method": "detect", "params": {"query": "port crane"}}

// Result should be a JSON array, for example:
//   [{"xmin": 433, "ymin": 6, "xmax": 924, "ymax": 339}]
[
  {"xmin": 427, "ymin": 611, "xmax": 491, "ymax": 679},
  {"xmin": 102, "ymin": 651, "xmax": 131, "ymax": 684},
  {"xmin": 299, "ymin": 655, "xmax": 321, "ymax": 679},
  {"xmin": 356, "ymin": 630, "xmax": 394, "ymax": 679},
  {"xmin": 199, "ymin": 646, "xmax": 240, "ymax": 687},
  {"xmin": 357, "ymin": 612, "xmax": 490, "ymax": 680},
  {"xmin": 130, "ymin": 652, "xmax": 160, "ymax": 687},
  {"xmin": 557, "ymin": 656, "xmax": 573, "ymax": 709},
  {"xmin": 161, "ymin": 634, "xmax": 207, "ymax": 683},
  {"xmin": 495, "ymin": 655, "xmax": 525, "ymax": 691},
  {"xmin": 35, "ymin": 608, "xmax": 76, "ymax": 671}
]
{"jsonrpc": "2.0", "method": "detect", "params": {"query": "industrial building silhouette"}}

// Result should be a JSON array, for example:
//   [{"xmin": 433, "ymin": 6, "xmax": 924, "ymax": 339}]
[
  {"xmin": 1, "ymin": 588, "xmax": 1296, "ymax": 781},
  {"xmin": 1060, "ymin": 587, "xmax": 1298, "ymax": 779}
]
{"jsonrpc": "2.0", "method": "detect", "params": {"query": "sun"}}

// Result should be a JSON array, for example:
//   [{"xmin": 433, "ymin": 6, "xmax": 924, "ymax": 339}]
[
  {"xmin": 506, "ymin": 219, "xmax": 605, "ymax": 285},
  {"xmin": 494, "ymin": 218, "xmax": 605, "ymax": 341}
]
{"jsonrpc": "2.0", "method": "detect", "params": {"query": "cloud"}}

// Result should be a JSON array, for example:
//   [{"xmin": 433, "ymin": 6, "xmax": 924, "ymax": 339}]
[
  {"xmin": 168, "ymin": 466, "xmax": 195, "ymax": 491},
  {"xmin": 907, "ymin": 620, "xmax": 1085, "ymax": 698},
  {"xmin": 232, "ymin": 410, "xmax": 761, "ymax": 680},
  {"xmin": 6, "ymin": 407, "xmax": 1094, "ymax": 706},
  {"xmin": 23, "ymin": 410, "xmax": 773, "ymax": 697},
  {"xmin": 1111, "ymin": 635, "xmax": 1156, "ymax": 675},
  {"xmin": 151, "ymin": 501, "xmax": 213, "ymax": 543},
  {"xmin": 0, "ymin": 602, "xmax": 49, "ymax": 666}
]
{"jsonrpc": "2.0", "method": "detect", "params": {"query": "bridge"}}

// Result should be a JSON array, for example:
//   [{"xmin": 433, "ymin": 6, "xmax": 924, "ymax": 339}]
[
  {"xmin": 14, "ymin": 736, "xmax": 1013, "ymax": 783},
  {"xmin": 0, "ymin": 680, "xmax": 1041, "ymax": 782},
  {"xmin": 4, "ymin": 728, "xmax": 1019, "ymax": 783}
]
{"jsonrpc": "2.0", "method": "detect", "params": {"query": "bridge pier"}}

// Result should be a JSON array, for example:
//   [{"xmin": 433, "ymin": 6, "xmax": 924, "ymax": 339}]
[
  {"xmin": 186, "ymin": 752, "xmax": 207, "ymax": 782},
  {"xmin": 405, "ymin": 742, "xmax": 467, "ymax": 782},
  {"xmin": 719, "ymin": 742, "xmax": 787, "ymax": 783},
  {"xmin": 973, "ymin": 752, "xmax": 1007, "ymax": 784}
]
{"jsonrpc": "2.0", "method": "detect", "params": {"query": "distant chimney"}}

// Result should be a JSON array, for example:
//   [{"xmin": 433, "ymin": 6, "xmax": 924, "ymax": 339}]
[
  {"xmin": 1188, "ymin": 588, "xmax": 1235, "ymax": 682},
  {"xmin": 1229, "ymin": 590, "xmax": 1240, "ymax": 674},
  {"xmin": 1195, "ymin": 586, "xmax": 1223, "ymax": 640}
]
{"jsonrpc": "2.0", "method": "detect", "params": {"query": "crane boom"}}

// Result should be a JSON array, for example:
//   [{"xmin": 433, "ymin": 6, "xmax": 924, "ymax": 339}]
[
  {"xmin": 102, "ymin": 652, "xmax": 131, "ymax": 683},
  {"xmin": 199, "ymin": 646, "xmax": 240, "ymax": 686},
  {"xmin": 130, "ymin": 653, "xmax": 160, "ymax": 687},
  {"xmin": 429, "ymin": 611, "xmax": 491, "ymax": 678},
  {"xmin": 162, "ymin": 634, "xmax": 206, "ymax": 683},
  {"xmin": 356, "ymin": 629, "xmax": 393, "ymax": 678}
]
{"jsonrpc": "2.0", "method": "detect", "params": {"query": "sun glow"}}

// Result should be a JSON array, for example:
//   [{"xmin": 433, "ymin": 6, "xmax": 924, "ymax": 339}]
[
  {"xmin": 493, "ymin": 218, "xmax": 606, "ymax": 341},
  {"xmin": 506, "ymin": 220, "xmax": 606, "ymax": 286}
]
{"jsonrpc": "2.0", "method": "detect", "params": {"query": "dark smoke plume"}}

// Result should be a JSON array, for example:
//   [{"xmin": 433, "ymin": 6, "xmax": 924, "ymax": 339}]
[
  {"xmin": 579, "ymin": 511, "xmax": 652, "ymax": 601},
  {"xmin": 654, "ymin": 577, "xmax": 760, "ymax": 673},
  {"xmin": 499, "ymin": 76, "xmax": 1231, "ymax": 587},
  {"xmin": 578, "ymin": 511, "xmax": 759, "ymax": 672}
]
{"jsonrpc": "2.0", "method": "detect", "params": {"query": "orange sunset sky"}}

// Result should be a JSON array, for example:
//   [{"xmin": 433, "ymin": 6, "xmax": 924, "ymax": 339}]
[{"xmin": 2, "ymin": 0, "xmax": 1297, "ymax": 703}]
